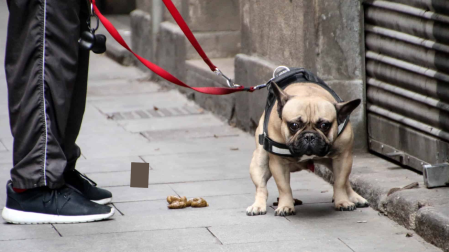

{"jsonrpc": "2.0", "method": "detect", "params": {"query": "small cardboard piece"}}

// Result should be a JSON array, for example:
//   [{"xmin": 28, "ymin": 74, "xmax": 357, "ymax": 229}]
[{"xmin": 130, "ymin": 162, "xmax": 149, "ymax": 188}]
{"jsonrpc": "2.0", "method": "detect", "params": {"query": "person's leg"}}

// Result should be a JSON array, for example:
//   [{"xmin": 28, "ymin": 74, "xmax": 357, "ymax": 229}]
[
  {"xmin": 5, "ymin": 0, "xmax": 85, "ymax": 189},
  {"xmin": 2, "ymin": 0, "xmax": 114, "ymax": 224},
  {"xmin": 58, "ymin": 0, "xmax": 113, "ymax": 205},
  {"xmin": 62, "ymin": 0, "xmax": 89, "ymax": 173}
]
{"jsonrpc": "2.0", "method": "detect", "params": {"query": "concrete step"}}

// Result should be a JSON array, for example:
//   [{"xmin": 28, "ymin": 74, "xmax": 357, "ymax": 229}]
[{"xmin": 154, "ymin": 21, "xmax": 240, "ymax": 85}]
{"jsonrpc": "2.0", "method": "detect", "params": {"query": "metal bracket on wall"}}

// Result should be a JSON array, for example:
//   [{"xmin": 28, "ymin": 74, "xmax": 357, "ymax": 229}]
[
  {"xmin": 384, "ymin": 151, "xmax": 405, "ymax": 163},
  {"xmin": 369, "ymin": 139, "xmax": 428, "ymax": 172},
  {"xmin": 423, "ymin": 163, "xmax": 449, "ymax": 188}
]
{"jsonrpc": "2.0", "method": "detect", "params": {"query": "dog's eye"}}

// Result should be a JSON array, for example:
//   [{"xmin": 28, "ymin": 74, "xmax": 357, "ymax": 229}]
[
  {"xmin": 289, "ymin": 123, "xmax": 300, "ymax": 131},
  {"xmin": 320, "ymin": 122, "xmax": 330, "ymax": 131}
]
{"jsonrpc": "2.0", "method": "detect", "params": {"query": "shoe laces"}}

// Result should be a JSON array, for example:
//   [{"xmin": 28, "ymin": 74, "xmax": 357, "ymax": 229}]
[
  {"xmin": 42, "ymin": 186, "xmax": 73, "ymax": 215},
  {"xmin": 74, "ymin": 169, "xmax": 98, "ymax": 186}
]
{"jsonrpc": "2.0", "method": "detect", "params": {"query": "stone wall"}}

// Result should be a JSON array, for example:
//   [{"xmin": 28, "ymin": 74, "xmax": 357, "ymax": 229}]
[
  {"xmin": 131, "ymin": 0, "xmax": 367, "ymax": 150},
  {"xmin": 236, "ymin": 0, "xmax": 366, "ymax": 150}
]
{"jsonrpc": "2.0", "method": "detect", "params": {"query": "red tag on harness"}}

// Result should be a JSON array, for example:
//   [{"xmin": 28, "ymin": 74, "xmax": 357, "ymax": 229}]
[{"xmin": 307, "ymin": 161, "xmax": 315, "ymax": 173}]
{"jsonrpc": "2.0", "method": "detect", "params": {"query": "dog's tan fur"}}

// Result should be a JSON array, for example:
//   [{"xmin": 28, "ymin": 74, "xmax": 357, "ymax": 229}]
[{"xmin": 246, "ymin": 82, "xmax": 368, "ymax": 216}]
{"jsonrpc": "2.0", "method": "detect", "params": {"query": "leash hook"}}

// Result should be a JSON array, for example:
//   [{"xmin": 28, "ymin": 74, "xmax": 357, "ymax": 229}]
[{"xmin": 214, "ymin": 68, "xmax": 241, "ymax": 88}]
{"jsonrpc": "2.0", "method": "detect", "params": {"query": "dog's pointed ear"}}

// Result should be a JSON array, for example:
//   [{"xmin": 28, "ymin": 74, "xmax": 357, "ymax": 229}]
[
  {"xmin": 271, "ymin": 81, "xmax": 290, "ymax": 119},
  {"xmin": 335, "ymin": 99, "xmax": 361, "ymax": 124}
]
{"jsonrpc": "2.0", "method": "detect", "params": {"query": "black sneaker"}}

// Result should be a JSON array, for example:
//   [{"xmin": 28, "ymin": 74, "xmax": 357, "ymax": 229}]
[
  {"xmin": 64, "ymin": 169, "xmax": 113, "ymax": 205},
  {"xmin": 2, "ymin": 180, "xmax": 115, "ymax": 224}
]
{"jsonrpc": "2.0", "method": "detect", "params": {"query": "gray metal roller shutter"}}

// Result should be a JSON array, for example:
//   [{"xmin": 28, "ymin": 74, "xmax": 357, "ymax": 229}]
[{"xmin": 363, "ymin": 0, "xmax": 449, "ymax": 172}]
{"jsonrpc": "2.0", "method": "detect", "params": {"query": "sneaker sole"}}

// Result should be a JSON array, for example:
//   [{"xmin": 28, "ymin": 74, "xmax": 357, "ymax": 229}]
[
  {"xmin": 1, "ymin": 207, "xmax": 115, "ymax": 224},
  {"xmin": 91, "ymin": 197, "xmax": 112, "ymax": 205}
]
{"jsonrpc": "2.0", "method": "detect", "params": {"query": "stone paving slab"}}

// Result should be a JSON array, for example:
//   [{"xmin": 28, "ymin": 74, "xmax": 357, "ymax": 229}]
[
  {"xmin": 101, "ymin": 184, "xmax": 177, "ymax": 203},
  {"xmin": 87, "ymin": 79, "xmax": 161, "ymax": 97},
  {"xmin": 141, "ymin": 151, "xmax": 252, "ymax": 169},
  {"xmin": 140, "ymin": 126, "xmax": 243, "ymax": 141},
  {"xmin": 53, "ymin": 207, "xmax": 289, "ymax": 237},
  {"xmin": 0, "ymin": 106, "xmax": 7, "ymax": 117},
  {"xmin": 0, "ymin": 140, "xmax": 6, "ymax": 152},
  {"xmin": 89, "ymin": 90, "xmax": 197, "ymax": 114},
  {"xmin": 168, "ymin": 171, "xmax": 332, "ymax": 199},
  {"xmin": 84, "ymin": 171, "xmax": 131, "ymax": 187},
  {"xmin": 208, "ymin": 222, "xmax": 327, "ymax": 245},
  {"xmin": 220, "ymin": 240, "xmax": 352, "ymax": 252},
  {"xmin": 0, "ymin": 224, "xmax": 59, "ymax": 241},
  {"xmin": 86, "ymin": 167, "xmax": 250, "ymax": 187},
  {"xmin": 0, "ymin": 137, "xmax": 12, "ymax": 152},
  {"xmin": 75, "ymin": 156, "xmax": 145, "ymax": 174},
  {"xmin": 0, "ymin": 227, "xmax": 219, "ymax": 252},
  {"xmin": 77, "ymin": 132, "xmax": 255, "ymax": 160},
  {"xmin": 87, "ymin": 54, "xmax": 145, "ymax": 82},
  {"xmin": 0, "ymin": 151, "xmax": 12, "ymax": 165},
  {"xmin": 287, "ymin": 206, "xmax": 437, "ymax": 252},
  {"xmin": 0, "ymin": 117, "xmax": 12, "ymax": 139},
  {"xmin": 117, "ymin": 113, "xmax": 226, "ymax": 133},
  {"xmin": 0, "ymin": 164, "xmax": 10, "ymax": 208}
]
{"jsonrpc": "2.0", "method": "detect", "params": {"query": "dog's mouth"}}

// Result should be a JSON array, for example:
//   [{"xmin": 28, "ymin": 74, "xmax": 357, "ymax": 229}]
[{"xmin": 288, "ymin": 132, "xmax": 330, "ymax": 157}]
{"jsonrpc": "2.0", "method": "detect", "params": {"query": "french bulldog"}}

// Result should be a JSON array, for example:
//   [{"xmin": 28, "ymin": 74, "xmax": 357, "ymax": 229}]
[{"xmin": 246, "ymin": 81, "xmax": 369, "ymax": 216}]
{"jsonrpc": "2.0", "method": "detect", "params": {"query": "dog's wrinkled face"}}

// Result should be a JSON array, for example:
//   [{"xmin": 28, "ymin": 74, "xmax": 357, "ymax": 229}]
[
  {"xmin": 282, "ymin": 98, "xmax": 335, "ymax": 157},
  {"xmin": 271, "ymin": 81, "xmax": 360, "ymax": 158}
]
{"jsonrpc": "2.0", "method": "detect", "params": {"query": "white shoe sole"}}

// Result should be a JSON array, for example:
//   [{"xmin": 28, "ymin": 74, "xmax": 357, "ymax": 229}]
[
  {"xmin": 91, "ymin": 197, "xmax": 112, "ymax": 205},
  {"xmin": 1, "ymin": 207, "xmax": 115, "ymax": 224}
]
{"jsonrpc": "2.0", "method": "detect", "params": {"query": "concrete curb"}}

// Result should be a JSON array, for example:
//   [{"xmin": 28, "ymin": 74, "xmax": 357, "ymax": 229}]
[
  {"xmin": 315, "ymin": 154, "xmax": 449, "ymax": 252},
  {"xmin": 104, "ymin": 42, "xmax": 134, "ymax": 67}
]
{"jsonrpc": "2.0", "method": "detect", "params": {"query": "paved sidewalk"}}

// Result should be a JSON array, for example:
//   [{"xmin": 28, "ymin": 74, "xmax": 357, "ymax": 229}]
[{"xmin": 0, "ymin": 3, "xmax": 443, "ymax": 251}]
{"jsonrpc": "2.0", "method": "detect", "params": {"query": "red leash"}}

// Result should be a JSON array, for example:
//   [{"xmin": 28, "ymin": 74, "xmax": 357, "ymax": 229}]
[
  {"xmin": 161, "ymin": 0, "xmax": 216, "ymax": 72},
  {"xmin": 90, "ymin": 0, "xmax": 258, "ymax": 95}
]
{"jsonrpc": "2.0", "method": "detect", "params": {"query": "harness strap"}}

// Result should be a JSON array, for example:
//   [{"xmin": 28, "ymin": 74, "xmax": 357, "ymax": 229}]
[
  {"xmin": 90, "ymin": 0, "xmax": 256, "ymax": 95},
  {"xmin": 258, "ymin": 134, "xmax": 291, "ymax": 156}
]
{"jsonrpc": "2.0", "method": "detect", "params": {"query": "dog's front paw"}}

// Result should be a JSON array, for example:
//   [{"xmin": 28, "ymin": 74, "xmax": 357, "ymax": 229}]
[
  {"xmin": 246, "ymin": 204, "xmax": 267, "ymax": 216},
  {"xmin": 349, "ymin": 193, "xmax": 370, "ymax": 208},
  {"xmin": 274, "ymin": 205, "xmax": 295, "ymax": 216},
  {"xmin": 334, "ymin": 200, "xmax": 356, "ymax": 211}
]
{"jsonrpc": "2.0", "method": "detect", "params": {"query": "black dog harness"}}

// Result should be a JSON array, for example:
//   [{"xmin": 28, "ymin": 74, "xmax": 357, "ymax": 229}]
[{"xmin": 258, "ymin": 67, "xmax": 349, "ymax": 157}]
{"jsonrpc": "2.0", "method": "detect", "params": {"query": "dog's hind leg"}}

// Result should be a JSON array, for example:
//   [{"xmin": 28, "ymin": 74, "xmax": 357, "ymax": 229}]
[{"xmin": 246, "ymin": 148, "xmax": 271, "ymax": 216}]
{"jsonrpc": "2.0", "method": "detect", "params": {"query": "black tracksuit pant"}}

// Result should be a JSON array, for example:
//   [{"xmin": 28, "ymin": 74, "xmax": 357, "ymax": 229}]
[{"xmin": 5, "ymin": 0, "xmax": 90, "ymax": 189}]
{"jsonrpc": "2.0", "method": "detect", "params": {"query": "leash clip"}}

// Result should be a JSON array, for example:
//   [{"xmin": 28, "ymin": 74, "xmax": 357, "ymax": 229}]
[
  {"xmin": 214, "ymin": 68, "xmax": 240, "ymax": 88},
  {"xmin": 250, "ymin": 66, "xmax": 292, "ymax": 91},
  {"xmin": 252, "ymin": 82, "xmax": 269, "ymax": 90},
  {"xmin": 86, "ymin": 3, "xmax": 100, "ymax": 33}
]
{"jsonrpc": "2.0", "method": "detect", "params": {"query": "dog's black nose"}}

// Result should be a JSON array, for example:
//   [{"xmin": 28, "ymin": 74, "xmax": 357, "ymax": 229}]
[{"xmin": 304, "ymin": 133, "xmax": 316, "ymax": 143}]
